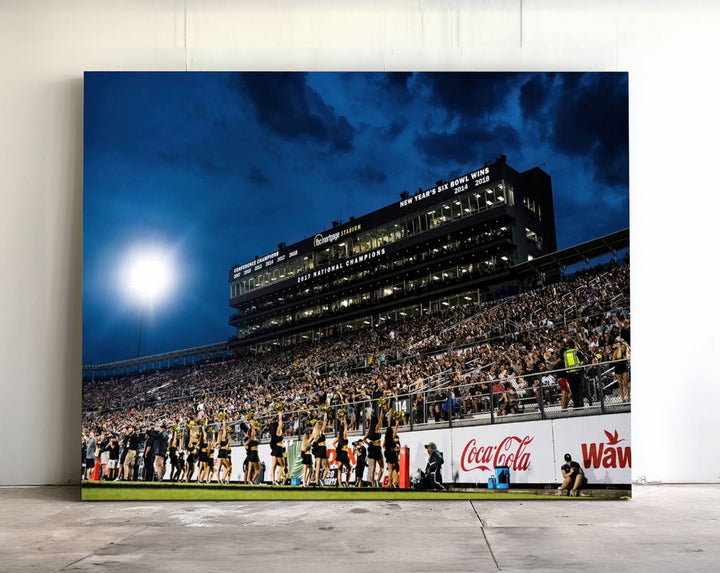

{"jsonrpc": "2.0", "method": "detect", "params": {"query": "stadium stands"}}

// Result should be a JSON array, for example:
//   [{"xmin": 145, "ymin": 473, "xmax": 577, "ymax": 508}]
[{"xmin": 82, "ymin": 263, "xmax": 630, "ymax": 442}]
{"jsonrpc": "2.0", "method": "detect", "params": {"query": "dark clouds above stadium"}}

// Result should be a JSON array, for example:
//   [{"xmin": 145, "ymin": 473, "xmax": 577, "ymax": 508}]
[{"xmin": 84, "ymin": 71, "xmax": 628, "ymax": 363}]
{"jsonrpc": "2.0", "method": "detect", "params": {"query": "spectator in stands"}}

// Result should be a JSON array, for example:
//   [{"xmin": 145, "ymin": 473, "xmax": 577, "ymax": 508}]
[
  {"xmin": 81, "ymin": 263, "xmax": 630, "ymax": 477},
  {"xmin": 613, "ymin": 340, "xmax": 630, "ymax": 403},
  {"xmin": 563, "ymin": 340, "xmax": 587, "ymax": 409}
]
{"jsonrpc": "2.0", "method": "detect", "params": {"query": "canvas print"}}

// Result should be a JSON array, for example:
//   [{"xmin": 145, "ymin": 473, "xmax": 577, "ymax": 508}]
[{"xmin": 82, "ymin": 72, "xmax": 630, "ymax": 500}]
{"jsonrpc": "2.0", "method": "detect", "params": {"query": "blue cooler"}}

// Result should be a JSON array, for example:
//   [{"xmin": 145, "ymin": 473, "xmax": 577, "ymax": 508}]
[
  {"xmin": 290, "ymin": 476, "xmax": 302, "ymax": 486},
  {"xmin": 495, "ymin": 466, "xmax": 510, "ymax": 489},
  {"xmin": 487, "ymin": 475, "xmax": 496, "ymax": 489}
]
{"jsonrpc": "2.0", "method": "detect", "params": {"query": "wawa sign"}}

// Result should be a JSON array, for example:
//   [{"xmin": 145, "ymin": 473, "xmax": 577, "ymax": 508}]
[{"xmin": 553, "ymin": 413, "xmax": 631, "ymax": 484}]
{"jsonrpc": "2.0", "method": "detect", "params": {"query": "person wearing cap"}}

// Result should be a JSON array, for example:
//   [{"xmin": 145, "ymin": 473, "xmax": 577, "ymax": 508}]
[
  {"xmin": 423, "ymin": 442, "xmax": 445, "ymax": 490},
  {"xmin": 560, "ymin": 453, "xmax": 585, "ymax": 496}
]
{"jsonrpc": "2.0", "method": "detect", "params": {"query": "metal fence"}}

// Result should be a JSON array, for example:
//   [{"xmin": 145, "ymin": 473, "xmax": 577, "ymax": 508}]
[{"xmin": 224, "ymin": 358, "xmax": 630, "ymax": 445}]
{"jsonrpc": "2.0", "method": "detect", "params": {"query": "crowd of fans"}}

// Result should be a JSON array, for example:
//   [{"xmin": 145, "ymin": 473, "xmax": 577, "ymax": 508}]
[{"xmin": 82, "ymin": 263, "xmax": 630, "ymax": 466}]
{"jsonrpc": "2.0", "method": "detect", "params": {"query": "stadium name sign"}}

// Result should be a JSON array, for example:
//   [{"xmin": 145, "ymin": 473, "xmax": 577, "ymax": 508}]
[
  {"xmin": 399, "ymin": 167, "xmax": 491, "ymax": 208},
  {"xmin": 296, "ymin": 247, "xmax": 386, "ymax": 283},
  {"xmin": 314, "ymin": 224, "xmax": 362, "ymax": 248}
]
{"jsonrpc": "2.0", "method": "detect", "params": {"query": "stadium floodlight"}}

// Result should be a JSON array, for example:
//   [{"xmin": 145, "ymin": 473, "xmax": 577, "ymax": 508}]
[
  {"xmin": 127, "ymin": 250, "xmax": 173, "ymax": 303},
  {"xmin": 123, "ymin": 248, "xmax": 175, "ymax": 360}
]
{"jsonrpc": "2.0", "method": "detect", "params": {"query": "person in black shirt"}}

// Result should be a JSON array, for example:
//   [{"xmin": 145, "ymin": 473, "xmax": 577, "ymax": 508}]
[
  {"xmin": 245, "ymin": 420, "xmax": 261, "ymax": 484},
  {"xmin": 269, "ymin": 412, "xmax": 285, "ymax": 486},
  {"xmin": 149, "ymin": 424, "xmax": 169, "ymax": 481},
  {"xmin": 205, "ymin": 429, "xmax": 216, "ymax": 484},
  {"xmin": 197, "ymin": 425, "xmax": 210, "ymax": 483},
  {"xmin": 383, "ymin": 414, "xmax": 401, "ymax": 488},
  {"xmin": 300, "ymin": 428, "xmax": 314, "ymax": 487},
  {"xmin": 311, "ymin": 412, "xmax": 330, "ymax": 486},
  {"xmin": 143, "ymin": 431, "xmax": 155, "ymax": 482},
  {"xmin": 184, "ymin": 430, "xmax": 197, "ymax": 483},
  {"xmin": 216, "ymin": 420, "xmax": 232, "ymax": 484},
  {"xmin": 423, "ymin": 442, "xmax": 445, "ymax": 490},
  {"xmin": 169, "ymin": 431, "xmax": 181, "ymax": 482},
  {"xmin": 122, "ymin": 426, "xmax": 139, "ymax": 481},
  {"xmin": 560, "ymin": 453, "xmax": 586, "ymax": 496},
  {"xmin": 613, "ymin": 340, "xmax": 630, "ymax": 403},
  {"xmin": 117, "ymin": 426, "xmax": 128, "ymax": 481},
  {"xmin": 332, "ymin": 416, "xmax": 351, "ymax": 487},
  {"xmin": 363, "ymin": 415, "xmax": 384, "ymax": 487},
  {"xmin": 352, "ymin": 440, "xmax": 367, "ymax": 487},
  {"xmin": 107, "ymin": 434, "xmax": 120, "ymax": 480}
]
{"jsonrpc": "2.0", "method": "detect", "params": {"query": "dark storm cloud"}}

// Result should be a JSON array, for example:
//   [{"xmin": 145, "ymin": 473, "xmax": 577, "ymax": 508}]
[
  {"xmin": 545, "ymin": 74, "xmax": 628, "ymax": 187},
  {"xmin": 356, "ymin": 163, "xmax": 387, "ymax": 184},
  {"xmin": 420, "ymin": 72, "xmax": 517, "ymax": 118},
  {"xmin": 414, "ymin": 123, "xmax": 521, "ymax": 165},
  {"xmin": 382, "ymin": 119, "xmax": 409, "ymax": 142},
  {"xmin": 158, "ymin": 148, "xmax": 225, "ymax": 174},
  {"xmin": 233, "ymin": 72, "xmax": 355, "ymax": 152},
  {"xmin": 518, "ymin": 72, "xmax": 628, "ymax": 187},
  {"xmin": 247, "ymin": 165, "xmax": 270, "ymax": 185},
  {"xmin": 377, "ymin": 72, "xmax": 415, "ymax": 100},
  {"xmin": 519, "ymin": 73, "xmax": 554, "ymax": 119}
]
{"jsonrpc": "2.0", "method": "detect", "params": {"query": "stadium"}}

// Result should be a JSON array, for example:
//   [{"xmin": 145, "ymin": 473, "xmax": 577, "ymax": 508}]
[{"xmin": 81, "ymin": 157, "xmax": 630, "ymax": 501}]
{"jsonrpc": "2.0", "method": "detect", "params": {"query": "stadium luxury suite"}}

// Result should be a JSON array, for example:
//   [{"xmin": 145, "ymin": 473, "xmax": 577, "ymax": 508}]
[{"xmin": 228, "ymin": 156, "xmax": 558, "ymax": 351}]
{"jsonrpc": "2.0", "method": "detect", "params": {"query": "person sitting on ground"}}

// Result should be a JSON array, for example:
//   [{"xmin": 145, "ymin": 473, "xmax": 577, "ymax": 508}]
[{"xmin": 560, "ymin": 453, "xmax": 586, "ymax": 496}]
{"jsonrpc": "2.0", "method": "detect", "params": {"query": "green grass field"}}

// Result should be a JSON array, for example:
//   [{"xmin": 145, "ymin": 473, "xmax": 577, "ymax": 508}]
[{"xmin": 81, "ymin": 481, "xmax": 623, "ymax": 501}]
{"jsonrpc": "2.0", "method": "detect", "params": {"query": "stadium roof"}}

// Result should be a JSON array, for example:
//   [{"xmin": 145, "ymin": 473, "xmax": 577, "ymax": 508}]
[
  {"xmin": 512, "ymin": 228, "xmax": 629, "ymax": 277},
  {"xmin": 83, "ymin": 341, "xmax": 230, "ymax": 372}
]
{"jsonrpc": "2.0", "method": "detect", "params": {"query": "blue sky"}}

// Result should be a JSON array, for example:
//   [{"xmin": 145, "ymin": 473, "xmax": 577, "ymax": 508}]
[{"xmin": 83, "ymin": 72, "xmax": 628, "ymax": 364}]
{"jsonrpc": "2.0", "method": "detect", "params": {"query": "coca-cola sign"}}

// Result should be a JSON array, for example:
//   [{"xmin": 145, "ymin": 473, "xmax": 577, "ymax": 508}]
[{"xmin": 461, "ymin": 435, "xmax": 534, "ymax": 472}]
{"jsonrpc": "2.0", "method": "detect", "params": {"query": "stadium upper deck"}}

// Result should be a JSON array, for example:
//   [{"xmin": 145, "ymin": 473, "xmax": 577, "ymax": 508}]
[{"xmin": 228, "ymin": 156, "xmax": 557, "ymax": 350}]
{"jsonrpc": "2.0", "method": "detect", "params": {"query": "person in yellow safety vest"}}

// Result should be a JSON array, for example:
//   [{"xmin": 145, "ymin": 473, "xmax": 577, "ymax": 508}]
[{"xmin": 563, "ymin": 340, "xmax": 587, "ymax": 409}]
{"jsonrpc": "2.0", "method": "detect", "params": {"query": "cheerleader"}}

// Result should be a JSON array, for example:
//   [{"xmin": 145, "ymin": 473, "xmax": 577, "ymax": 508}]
[
  {"xmin": 312, "ymin": 413, "xmax": 330, "ymax": 486},
  {"xmin": 197, "ymin": 425, "xmax": 210, "ymax": 483},
  {"xmin": 300, "ymin": 428, "xmax": 314, "ymax": 487},
  {"xmin": 383, "ymin": 414, "xmax": 401, "ymax": 488},
  {"xmin": 176, "ymin": 449, "xmax": 186, "ymax": 482},
  {"xmin": 217, "ymin": 421, "xmax": 232, "ymax": 484},
  {"xmin": 363, "ymin": 414, "xmax": 384, "ymax": 487},
  {"xmin": 168, "ymin": 431, "xmax": 180, "ymax": 481},
  {"xmin": 269, "ymin": 412, "xmax": 285, "ymax": 486},
  {"xmin": 245, "ymin": 420, "xmax": 260, "ymax": 484},
  {"xmin": 205, "ymin": 428, "xmax": 217, "ymax": 484},
  {"xmin": 184, "ymin": 431, "xmax": 197, "ymax": 483},
  {"xmin": 332, "ymin": 416, "xmax": 351, "ymax": 487}
]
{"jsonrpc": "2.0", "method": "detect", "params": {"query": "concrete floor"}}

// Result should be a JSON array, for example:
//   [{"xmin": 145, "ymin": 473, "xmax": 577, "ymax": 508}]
[{"xmin": 0, "ymin": 485, "xmax": 718, "ymax": 572}]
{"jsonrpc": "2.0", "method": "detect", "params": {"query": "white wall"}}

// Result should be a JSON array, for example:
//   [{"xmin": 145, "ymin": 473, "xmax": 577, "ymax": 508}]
[{"xmin": 1, "ymin": 0, "xmax": 718, "ymax": 485}]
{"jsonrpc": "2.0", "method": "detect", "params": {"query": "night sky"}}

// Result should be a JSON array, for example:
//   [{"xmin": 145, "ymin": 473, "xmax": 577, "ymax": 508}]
[{"xmin": 83, "ymin": 72, "xmax": 628, "ymax": 364}]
